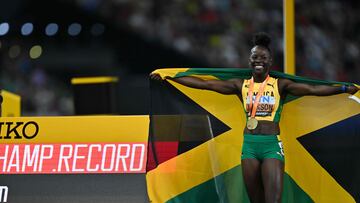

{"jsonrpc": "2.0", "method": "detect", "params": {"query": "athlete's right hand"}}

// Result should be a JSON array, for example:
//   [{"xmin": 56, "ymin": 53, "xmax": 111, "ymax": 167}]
[
  {"xmin": 347, "ymin": 85, "xmax": 359, "ymax": 95},
  {"xmin": 149, "ymin": 73, "xmax": 163, "ymax": 81}
]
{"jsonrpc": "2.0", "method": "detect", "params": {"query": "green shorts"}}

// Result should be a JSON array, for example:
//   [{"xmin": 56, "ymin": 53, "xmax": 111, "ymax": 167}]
[{"xmin": 241, "ymin": 134, "xmax": 285, "ymax": 162}]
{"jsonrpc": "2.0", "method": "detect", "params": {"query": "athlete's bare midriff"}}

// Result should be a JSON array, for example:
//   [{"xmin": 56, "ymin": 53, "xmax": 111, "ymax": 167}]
[{"xmin": 243, "ymin": 120, "xmax": 280, "ymax": 135}]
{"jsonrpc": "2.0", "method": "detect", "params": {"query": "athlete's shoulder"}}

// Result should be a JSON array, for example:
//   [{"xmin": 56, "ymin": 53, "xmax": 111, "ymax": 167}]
[
  {"xmin": 227, "ymin": 78, "xmax": 244, "ymax": 85},
  {"xmin": 267, "ymin": 76, "xmax": 278, "ymax": 86},
  {"xmin": 277, "ymin": 77, "xmax": 294, "ymax": 84}
]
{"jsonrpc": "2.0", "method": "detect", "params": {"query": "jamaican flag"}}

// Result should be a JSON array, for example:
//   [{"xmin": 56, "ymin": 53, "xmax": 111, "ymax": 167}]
[{"xmin": 146, "ymin": 68, "xmax": 360, "ymax": 203}]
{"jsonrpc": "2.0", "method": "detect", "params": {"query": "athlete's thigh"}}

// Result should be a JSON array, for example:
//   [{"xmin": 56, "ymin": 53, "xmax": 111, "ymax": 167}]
[
  {"xmin": 261, "ymin": 158, "xmax": 284, "ymax": 203},
  {"xmin": 242, "ymin": 159, "xmax": 264, "ymax": 203}
]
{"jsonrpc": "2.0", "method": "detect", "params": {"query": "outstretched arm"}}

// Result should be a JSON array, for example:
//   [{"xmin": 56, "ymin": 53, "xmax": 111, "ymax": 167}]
[
  {"xmin": 150, "ymin": 73, "xmax": 242, "ymax": 95},
  {"xmin": 279, "ymin": 78, "xmax": 359, "ymax": 96}
]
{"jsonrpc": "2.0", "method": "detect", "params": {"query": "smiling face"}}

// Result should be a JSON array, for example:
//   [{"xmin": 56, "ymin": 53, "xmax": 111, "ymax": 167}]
[{"xmin": 248, "ymin": 46, "xmax": 272, "ymax": 77}]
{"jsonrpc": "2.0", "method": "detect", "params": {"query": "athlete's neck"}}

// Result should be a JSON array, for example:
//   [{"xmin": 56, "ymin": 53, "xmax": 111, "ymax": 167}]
[{"xmin": 252, "ymin": 73, "xmax": 269, "ymax": 83}]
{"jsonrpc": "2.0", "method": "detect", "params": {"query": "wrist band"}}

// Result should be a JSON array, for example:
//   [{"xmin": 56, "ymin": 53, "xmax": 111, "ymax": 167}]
[{"xmin": 341, "ymin": 85, "xmax": 347, "ymax": 93}]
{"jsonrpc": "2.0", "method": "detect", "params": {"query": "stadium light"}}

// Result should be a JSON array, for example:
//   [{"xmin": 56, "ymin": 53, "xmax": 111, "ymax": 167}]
[
  {"xmin": 90, "ymin": 23, "xmax": 105, "ymax": 36},
  {"xmin": 21, "ymin": 23, "xmax": 34, "ymax": 36},
  {"xmin": 29, "ymin": 45, "xmax": 42, "ymax": 59},
  {"xmin": 9, "ymin": 45, "xmax": 21, "ymax": 59},
  {"xmin": 45, "ymin": 23, "xmax": 59, "ymax": 36},
  {"xmin": 68, "ymin": 23, "xmax": 82, "ymax": 36},
  {"xmin": 0, "ymin": 23, "xmax": 10, "ymax": 36}
]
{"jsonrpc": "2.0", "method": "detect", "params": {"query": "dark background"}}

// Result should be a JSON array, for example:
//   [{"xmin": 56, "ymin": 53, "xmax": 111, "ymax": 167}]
[
  {"xmin": 0, "ymin": 0, "xmax": 359, "ymax": 202},
  {"xmin": 0, "ymin": 0, "xmax": 359, "ymax": 116}
]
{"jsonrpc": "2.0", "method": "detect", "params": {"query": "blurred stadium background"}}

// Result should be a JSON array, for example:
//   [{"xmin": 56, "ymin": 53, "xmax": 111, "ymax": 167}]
[{"xmin": 0, "ymin": 0, "xmax": 359, "ymax": 115}]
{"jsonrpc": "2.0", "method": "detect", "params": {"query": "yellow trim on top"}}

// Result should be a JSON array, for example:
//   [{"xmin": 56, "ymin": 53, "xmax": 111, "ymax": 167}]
[
  {"xmin": 1, "ymin": 90, "xmax": 21, "ymax": 117},
  {"xmin": 71, "ymin": 77, "xmax": 118, "ymax": 85},
  {"xmin": 0, "ymin": 116, "xmax": 149, "ymax": 143}
]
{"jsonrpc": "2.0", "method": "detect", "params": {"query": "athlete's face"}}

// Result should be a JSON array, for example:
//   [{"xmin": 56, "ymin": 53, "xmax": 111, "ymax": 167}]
[{"xmin": 249, "ymin": 46, "xmax": 272, "ymax": 76}]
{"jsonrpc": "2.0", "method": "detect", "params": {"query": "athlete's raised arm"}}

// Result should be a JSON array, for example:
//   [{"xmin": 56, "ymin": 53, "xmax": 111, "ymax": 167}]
[
  {"xmin": 150, "ymin": 73, "xmax": 243, "ymax": 95},
  {"xmin": 279, "ymin": 78, "xmax": 358, "ymax": 96}
]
